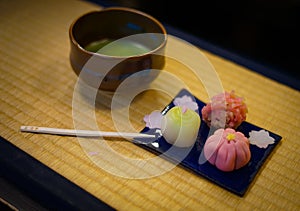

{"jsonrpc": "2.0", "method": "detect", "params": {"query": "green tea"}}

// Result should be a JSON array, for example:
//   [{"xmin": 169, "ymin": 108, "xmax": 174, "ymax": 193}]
[
  {"xmin": 84, "ymin": 39, "xmax": 112, "ymax": 53},
  {"xmin": 84, "ymin": 38, "xmax": 151, "ymax": 56}
]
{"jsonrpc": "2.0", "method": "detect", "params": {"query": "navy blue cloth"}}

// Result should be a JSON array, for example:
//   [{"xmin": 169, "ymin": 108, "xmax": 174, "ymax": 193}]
[{"xmin": 0, "ymin": 137, "xmax": 115, "ymax": 210}]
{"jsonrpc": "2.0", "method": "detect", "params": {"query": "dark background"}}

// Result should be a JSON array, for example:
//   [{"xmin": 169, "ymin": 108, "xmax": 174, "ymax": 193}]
[{"xmin": 90, "ymin": 0, "xmax": 300, "ymax": 89}]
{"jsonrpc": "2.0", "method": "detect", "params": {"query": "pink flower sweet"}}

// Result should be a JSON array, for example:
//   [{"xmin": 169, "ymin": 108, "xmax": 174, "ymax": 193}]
[
  {"xmin": 203, "ymin": 128, "xmax": 251, "ymax": 172},
  {"xmin": 201, "ymin": 91, "xmax": 248, "ymax": 129}
]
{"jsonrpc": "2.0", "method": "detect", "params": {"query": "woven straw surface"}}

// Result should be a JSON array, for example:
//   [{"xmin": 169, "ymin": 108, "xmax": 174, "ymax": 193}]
[{"xmin": 0, "ymin": 0, "xmax": 299, "ymax": 210}]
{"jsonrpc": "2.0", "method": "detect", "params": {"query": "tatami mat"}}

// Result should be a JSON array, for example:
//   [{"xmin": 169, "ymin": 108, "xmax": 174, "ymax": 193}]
[{"xmin": 0, "ymin": 0, "xmax": 299, "ymax": 210}]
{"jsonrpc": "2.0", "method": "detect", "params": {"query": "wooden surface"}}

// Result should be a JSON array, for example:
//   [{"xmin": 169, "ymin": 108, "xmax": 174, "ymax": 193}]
[{"xmin": 0, "ymin": 0, "xmax": 299, "ymax": 210}]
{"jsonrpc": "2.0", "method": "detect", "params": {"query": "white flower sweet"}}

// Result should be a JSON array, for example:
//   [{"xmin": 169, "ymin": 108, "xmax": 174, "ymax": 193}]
[
  {"xmin": 173, "ymin": 95, "xmax": 198, "ymax": 111},
  {"xmin": 143, "ymin": 110, "xmax": 163, "ymax": 129},
  {"xmin": 249, "ymin": 130, "xmax": 275, "ymax": 148}
]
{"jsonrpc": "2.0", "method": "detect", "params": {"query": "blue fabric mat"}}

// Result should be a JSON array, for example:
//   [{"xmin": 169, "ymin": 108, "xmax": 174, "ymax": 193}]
[{"xmin": 0, "ymin": 137, "xmax": 115, "ymax": 211}]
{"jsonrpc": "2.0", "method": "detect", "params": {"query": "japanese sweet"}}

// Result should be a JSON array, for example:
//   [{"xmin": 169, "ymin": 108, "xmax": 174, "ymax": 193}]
[
  {"xmin": 161, "ymin": 106, "xmax": 200, "ymax": 148},
  {"xmin": 203, "ymin": 128, "xmax": 251, "ymax": 172},
  {"xmin": 201, "ymin": 91, "xmax": 248, "ymax": 129}
]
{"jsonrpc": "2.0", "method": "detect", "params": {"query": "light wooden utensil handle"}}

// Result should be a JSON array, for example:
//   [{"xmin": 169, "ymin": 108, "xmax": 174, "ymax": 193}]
[{"xmin": 20, "ymin": 126, "xmax": 155, "ymax": 139}]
